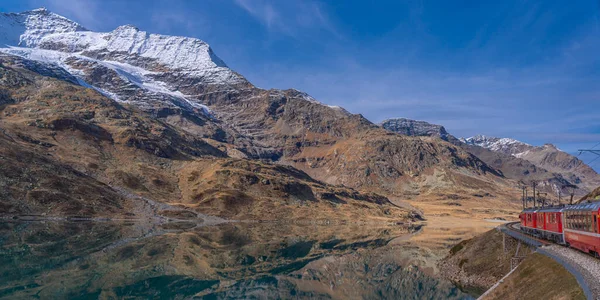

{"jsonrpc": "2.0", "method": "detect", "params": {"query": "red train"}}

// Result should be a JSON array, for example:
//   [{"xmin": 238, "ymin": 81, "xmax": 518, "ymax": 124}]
[{"xmin": 519, "ymin": 201, "xmax": 600, "ymax": 257}]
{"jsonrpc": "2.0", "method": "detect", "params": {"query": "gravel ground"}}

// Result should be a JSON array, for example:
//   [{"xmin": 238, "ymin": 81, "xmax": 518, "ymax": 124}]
[{"xmin": 543, "ymin": 244, "xmax": 600, "ymax": 299}]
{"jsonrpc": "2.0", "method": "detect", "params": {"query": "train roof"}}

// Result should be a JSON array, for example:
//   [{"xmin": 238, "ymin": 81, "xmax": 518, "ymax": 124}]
[
  {"xmin": 522, "ymin": 207, "xmax": 539, "ymax": 212},
  {"xmin": 563, "ymin": 201, "xmax": 600, "ymax": 212},
  {"xmin": 537, "ymin": 205, "xmax": 566, "ymax": 213}
]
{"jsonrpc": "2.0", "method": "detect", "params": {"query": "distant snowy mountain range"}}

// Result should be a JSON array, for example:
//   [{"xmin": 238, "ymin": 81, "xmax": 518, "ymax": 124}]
[
  {"xmin": 382, "ymin": 118, "xmax": 600, "ymax": 195},
  {"xmin": 460, "ymin": 135, "xmax": 535, "ymax": 158}
]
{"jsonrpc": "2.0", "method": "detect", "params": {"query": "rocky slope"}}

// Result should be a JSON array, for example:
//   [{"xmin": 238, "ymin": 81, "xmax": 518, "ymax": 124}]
[
  {"xmin": 381, "ymin": 118, "xmax": 599, "ymax": 197},
  {"xmin": 0, "ymin": 53, "xmax": 410, "ymax": 221},
  {"xmin": 462, "ymin": 135, "xmax": 600, "ymax": 194},
  {"xmin": 380, "ymin": 118, "xmax": 459, "ymax": 144},
  {"xmin": 0, "ymin": 8, "xmax": 533, "ymax": 222}
]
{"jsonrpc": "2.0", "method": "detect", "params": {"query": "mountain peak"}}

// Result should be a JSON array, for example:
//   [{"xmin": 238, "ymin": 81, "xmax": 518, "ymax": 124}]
[
  {"xmin": 380, "ymin": 118, "xmax": 453, "ymax": 141},
  {"xmin": 543, "ymin": 143, "xmax": 558, "ymax": 150},
  {"xmin": 0, "ymin": 8, "xmax": 87, "ymax": 47},
  {"xmin": 0, "ymin": 7, "xmax": 250, "ymax": 116},
  {"xmin": 460, "ymin": 135, "xmax": 528, "ymax": 148},
  {"xmin": 114, "ymin": 24, "xmax": 140, "ymax": 32},
  {"xmin": 30, "ymin": 7, "xmax": 49, "ymax": 13}
]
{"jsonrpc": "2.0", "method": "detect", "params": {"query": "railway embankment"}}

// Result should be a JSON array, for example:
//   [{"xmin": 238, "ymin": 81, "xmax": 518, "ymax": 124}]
[
  {"xmin": 439, "ymin": 226, "xmax": 586, "ymax": 299},
  {"xmin": 438, "ymin": 229, "xmax": 534, "ymax": 294},
  {"xmin": 542, "ymin": 244, "xmax": 600, "ymax": 298},
  {"xmin": 480, "ymin": 252, "xmax": 585, "ymax": 299},
  {"xmin": 501, "ymin": 223, "xmax": 600, "ymax": 299}
]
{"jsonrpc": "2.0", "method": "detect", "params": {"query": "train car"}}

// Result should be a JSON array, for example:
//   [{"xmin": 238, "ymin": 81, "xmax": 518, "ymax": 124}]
[
  {"xmin": 563, "ymin": 201, "xmax": 600, "ymax": 257},
  {"xmin": 536, "ymin": 206, "xmax": 565, "ymax": 244},
  {"xmin": 520, "ymin": 207, "xmax": 538, "ymax": 235}
]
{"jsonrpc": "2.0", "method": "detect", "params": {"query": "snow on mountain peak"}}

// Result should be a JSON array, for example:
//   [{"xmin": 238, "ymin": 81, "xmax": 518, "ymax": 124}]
[
  {"xmin": 32, "ymin": 23, "xmax": 232, "ymax": 73},
  {"xmin": 0, "ymin": 8, "xmax": 87, "ymax": 48},
  {"xmin": 1, "ymin": 8, "xmax": 238, "ymax": 76},
  {"xmin": 0, "ymin": 7, "xmax": 250, "ymax": 116},
  {"xmin": 460, "ymin": 134, "xmax": 534, "ymax": 157}
]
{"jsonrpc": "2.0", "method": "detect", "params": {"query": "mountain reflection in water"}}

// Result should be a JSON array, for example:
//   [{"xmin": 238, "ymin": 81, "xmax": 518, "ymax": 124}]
[{"xmin": 0, "ymin": 221, "xmax": 474, "ymax": 299}]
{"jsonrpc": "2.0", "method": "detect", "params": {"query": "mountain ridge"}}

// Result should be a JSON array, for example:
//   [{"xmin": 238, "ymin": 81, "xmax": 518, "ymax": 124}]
[
  {"xmin": 0, "ymin": 8, "xmax": 529, "ymax": 221},
  {"xmin": 381, "ymin": 118, "xmax": 600, "ymax": 197}
]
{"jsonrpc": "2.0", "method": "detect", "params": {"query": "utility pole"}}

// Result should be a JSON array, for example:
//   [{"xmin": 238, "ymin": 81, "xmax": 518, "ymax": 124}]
[
  {"xmin": 538, "ymin": 192, "xmax": 547, "ymax": 208},
  {"xmin": 563, "ymin": 184, "xmax": 578, "ymax": 205},
  {"xmin": 532, "ymin": 181, "xmax": 537, "ymax": 208},
  {"xmin": 570, "ymin": 185, "xmax": 577, "ymax": 205}
]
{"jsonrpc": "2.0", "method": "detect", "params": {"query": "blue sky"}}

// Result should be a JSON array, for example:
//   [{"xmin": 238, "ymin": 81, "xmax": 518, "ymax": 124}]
[{"xmin": 2, "ymin": 0, "xmax": 600, "ymax": 170}]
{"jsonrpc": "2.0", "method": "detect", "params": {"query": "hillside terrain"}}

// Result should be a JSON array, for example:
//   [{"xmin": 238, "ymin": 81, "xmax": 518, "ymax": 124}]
[
  {"xmin": 0, "ymin": 8, "xmax": 569, "ymax": 222},
  {"xmin": 0, "ymin": 54, "xmax": 407, "ymax": 221},
  {"xmin": 439, "ymin": 229, "xmax": 584, "ymax": 298},
  {"xmin": 580, "ymin": 186, "xmax": 600, "ymax": 202},
  {"xmin": 382, "ymin": 118, "xmax": 600, "ymax": 199}
]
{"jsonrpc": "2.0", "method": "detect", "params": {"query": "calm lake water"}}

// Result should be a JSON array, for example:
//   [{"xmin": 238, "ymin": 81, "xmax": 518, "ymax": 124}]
[{"xmin": 0, "ymin": 220, "xmax": 475, "ymax": 299}]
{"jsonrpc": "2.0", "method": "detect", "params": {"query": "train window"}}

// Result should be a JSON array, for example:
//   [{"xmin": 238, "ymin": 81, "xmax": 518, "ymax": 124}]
[
  {"xmin": 588, "ymin": 214, "xmax": 592, "ymax": 232},
  {"xmin": 594, "ymin": 215, "xmax": 598, "ymax": 233},
  {"xmin": 569, "ymin": 212, "xmax": 572, "ymax": 229},
  {"xmin": 587, "ymin": 214, "xmax": 592, "ymax": 232},
  {"xmin": 569, "ymin": 212, "xmax": 574, "ymax": 229}
]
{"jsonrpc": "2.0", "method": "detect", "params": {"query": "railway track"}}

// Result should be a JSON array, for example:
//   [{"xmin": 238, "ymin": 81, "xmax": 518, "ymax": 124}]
[{"xmin": 501, "ymin": 222, "xmax": 551, "ymax": 248}]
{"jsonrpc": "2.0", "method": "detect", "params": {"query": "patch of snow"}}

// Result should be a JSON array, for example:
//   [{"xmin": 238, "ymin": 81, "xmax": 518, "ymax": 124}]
[
  {"xmin": 1, "ymin": 8, "xmax": 245, "ymax": 87},
  {"xmin": 513, "ymin": 150, "xmax": 530, "ymax": 158},
  {"xmin": 0, "ymin": 46, "xmax": 211, "ymax": 116},
  {"xmin": 35, "ymin": 25, "xmax": 245, "ymax": 85}
]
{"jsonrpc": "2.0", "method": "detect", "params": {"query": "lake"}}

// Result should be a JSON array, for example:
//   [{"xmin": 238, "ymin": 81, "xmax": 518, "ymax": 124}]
[{"xmin": 0, "ymin": 220, "xmax": 478, "ymax": 299}]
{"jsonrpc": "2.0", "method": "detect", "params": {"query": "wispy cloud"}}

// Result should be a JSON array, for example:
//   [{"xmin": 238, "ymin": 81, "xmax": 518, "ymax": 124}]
[
  {"xmin": 150, "ymin": 8, "xmax": 211, "ymax": 38},
  {"xmin": 29, "ymin": 0, "xmax": 101, "ymax": 29},
  {"xmin": 234, "ymin": 0, "xmax": 340, "ymax": 38}
]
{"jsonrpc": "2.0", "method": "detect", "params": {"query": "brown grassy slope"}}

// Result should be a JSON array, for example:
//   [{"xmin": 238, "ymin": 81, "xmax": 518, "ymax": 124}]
[
  {"xmin": 0, "ymin": 132, "xmax": 128, "ymax": 217},
  {"xmin": 483, "ymin": 253, "xmax": 585, "ymax": 300},
  {"xmin": 0, "ymin": 55, "xmax": 408, "ymax": 221},
  {"xmin": 439, "ymin": 229, "xmax": 534, "ymax": 293},
  {"xmin": 176, "ymin": 158, "xmax": 407, "ymax": 221},
  {"xmin": 203, "ymin": 89, "xmax": 519, "ymax": 206}
]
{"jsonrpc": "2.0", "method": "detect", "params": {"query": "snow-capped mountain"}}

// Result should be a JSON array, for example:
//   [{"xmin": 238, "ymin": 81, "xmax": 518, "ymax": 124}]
[
  {"xmin": 461, "ymin": 134, "xmax": 600, "ymax": 189},
  {"xmin": 0, "ymin": 8, "xmax": 249, "ymax": 115},
  {"xmin": 460, "ymin": 135, "xmax": 534, "ymax": 157},
  {"xmin": 0, "ymin": 8, "xmax": 86, "ymax": 47}
]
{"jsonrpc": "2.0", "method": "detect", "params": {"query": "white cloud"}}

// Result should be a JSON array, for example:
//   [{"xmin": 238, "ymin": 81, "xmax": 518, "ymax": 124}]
[{"xmin": 233, "ymin": 0, "xmax": 340, "ymax": 38}]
